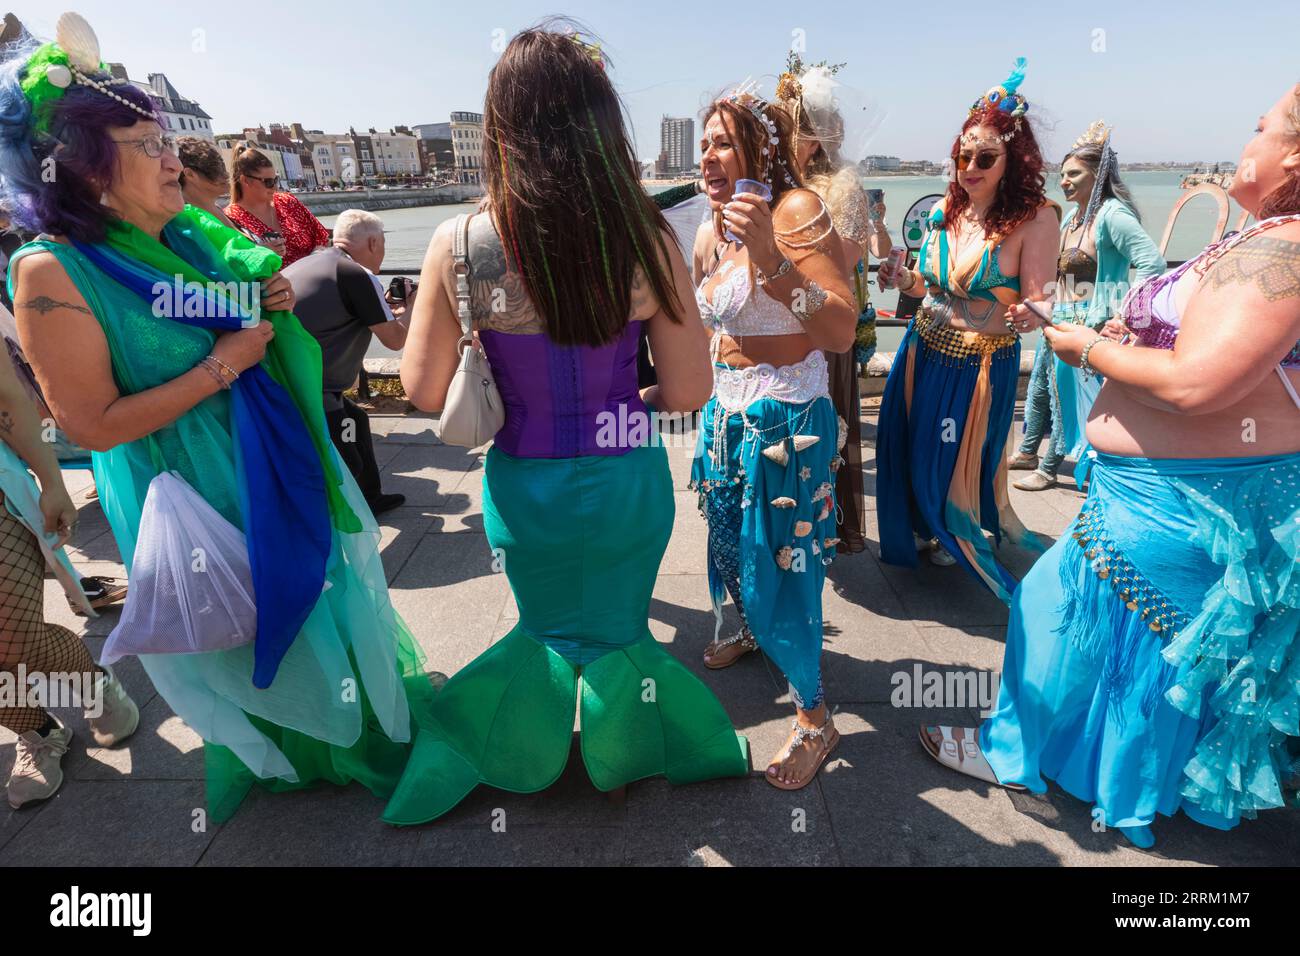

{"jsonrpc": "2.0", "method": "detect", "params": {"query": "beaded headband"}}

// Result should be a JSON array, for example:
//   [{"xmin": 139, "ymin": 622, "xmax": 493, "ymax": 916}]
[
  {"xmin": 19, "ymin": 12, "xmax": 155, "ymax": 135},
  {"xmin": 968, "ymin": 56, "xmax": 1030, "ymax": 142},
  {"xmin": 719, "ymin": 79, "xmax": 797, "ymax": 189}
]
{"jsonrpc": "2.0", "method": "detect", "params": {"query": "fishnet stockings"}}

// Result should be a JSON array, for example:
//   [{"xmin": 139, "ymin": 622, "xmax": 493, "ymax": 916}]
[{"xmin": 0, "ymin": 505, "xmax": 97, "ymax": 734}]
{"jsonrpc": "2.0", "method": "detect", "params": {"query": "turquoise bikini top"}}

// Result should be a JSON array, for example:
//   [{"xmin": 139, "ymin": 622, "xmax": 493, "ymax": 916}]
[{"xmin": 918, "ymin": 204, "xmax": 1022, "ymax": 303}]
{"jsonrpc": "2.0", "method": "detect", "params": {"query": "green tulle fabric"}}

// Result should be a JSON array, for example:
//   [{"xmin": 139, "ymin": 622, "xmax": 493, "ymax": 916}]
[
  {"xmin": 102, "ymin": 207, "xmax": 359, "ymax": 533},
  {"xmin": 383, "ymin": 626, "xmax": 750, "ymax": 825},
  {"xmin": 207, "ymin": 634, "xmax": 434, "ymax": 824}
]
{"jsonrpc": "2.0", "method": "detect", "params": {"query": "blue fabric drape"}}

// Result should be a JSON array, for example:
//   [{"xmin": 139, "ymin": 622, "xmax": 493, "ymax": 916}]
[{"xmin": 72, "ymin": 234, "xmax": 330, "ymax": 689}]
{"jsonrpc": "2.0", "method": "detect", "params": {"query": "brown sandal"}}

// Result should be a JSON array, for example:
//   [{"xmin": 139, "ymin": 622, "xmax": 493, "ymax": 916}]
[
  {"xmin": 765, "ymin": 714, "xmax": 840, "ymax": 790},
  {"xmin": 703, "ymin": 630, "xmax": 756, "ymax": 669}
]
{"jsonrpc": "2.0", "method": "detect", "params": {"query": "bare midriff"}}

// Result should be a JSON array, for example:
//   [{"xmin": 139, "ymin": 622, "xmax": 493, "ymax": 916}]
[
  {"xmin": 1087, "ymin": 369, "xmax": 1300, "ymax": 459},
  {"xmin": 713, "ymin": 331, "xmax": 820, "ymax": 368}
]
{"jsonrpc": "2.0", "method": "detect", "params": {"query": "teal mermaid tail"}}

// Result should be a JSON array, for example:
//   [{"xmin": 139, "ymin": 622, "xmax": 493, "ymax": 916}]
[
  {"xmin": 384, "ymin": 443, "xmax": 750, "ymax": 826},
  {"xmin": 383, "ymin": 626, "xmax": 749, "ymax": 825}
]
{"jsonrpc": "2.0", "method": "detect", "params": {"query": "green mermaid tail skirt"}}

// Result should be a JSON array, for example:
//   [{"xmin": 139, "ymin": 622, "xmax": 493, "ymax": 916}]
[{"xmin": 384, "ymin": 444, "xmax": 749, "ymax": 826}]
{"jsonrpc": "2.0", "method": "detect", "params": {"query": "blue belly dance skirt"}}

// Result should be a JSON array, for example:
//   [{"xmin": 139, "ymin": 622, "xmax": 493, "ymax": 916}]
[
  {"xmin": 877, "ymin": 313, "xmax": 1043, "ymax": 603},
  {"xmin": 690, "ymin": 359, "xmax": 841, "ymax": 707},
  {"xmin": 981, "ymin": 451, "xmax": 1300, "ymax": 830}
]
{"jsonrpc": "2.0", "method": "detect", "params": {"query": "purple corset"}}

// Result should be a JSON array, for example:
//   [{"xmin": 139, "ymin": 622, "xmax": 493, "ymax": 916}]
[{"xmin": 477, "ymin": 320, "xmax": 649, "ymax": 458}]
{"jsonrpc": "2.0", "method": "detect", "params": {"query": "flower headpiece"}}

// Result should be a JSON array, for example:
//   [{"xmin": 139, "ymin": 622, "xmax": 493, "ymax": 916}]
[
  {"xmin": 969, "ymin": 56, "xmax": 1030, "ymax": 141},
  {"xmin": 720, "ymin": 78, "xmax": 796, "ymax": 189},
  {"xmin": 17, "ymin": 12, "xmax": 154, "ymax": 135}
]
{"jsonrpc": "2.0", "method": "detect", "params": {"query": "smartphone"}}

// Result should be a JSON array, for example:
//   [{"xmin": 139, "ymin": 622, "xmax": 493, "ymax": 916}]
[
  {"xmin": 1022, "ymin": 300, "xmax": 1054, "ymax": 324},
  {"xmin": 865, "ymin": 188, "xmax": 884, "ymax": 221}
]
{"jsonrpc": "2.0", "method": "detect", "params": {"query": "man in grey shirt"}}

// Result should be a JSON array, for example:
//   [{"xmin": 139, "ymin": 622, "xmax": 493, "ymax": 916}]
[{"xmin": 283, "ymin": 209, "xmax": 409, "ymax": 516}]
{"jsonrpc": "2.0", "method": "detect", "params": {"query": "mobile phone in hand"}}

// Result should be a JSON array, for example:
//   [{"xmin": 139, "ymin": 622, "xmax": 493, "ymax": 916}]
[{"xmin": 1022, "ymin": 300, "xmax": 1053, "ymax": 325}]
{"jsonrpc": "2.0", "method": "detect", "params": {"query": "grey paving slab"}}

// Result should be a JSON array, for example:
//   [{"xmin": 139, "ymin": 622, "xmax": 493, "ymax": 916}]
[
  {"xmin": 199, "ymin": 784, "xmax": 417, "ymax": 866},
  {"xmin": 388, "ymin": 532, "xmax": 511, "ymax": 672},
  {"xmin": 74, "ymin": 695, "xmax": 203, "ymax": 782},
  {"xmin": 624, "ymin": 774, "xmax": 840, "ymax": 866},
  {"xmin": 412, "ymin": 823, "xmax": 626, "ymax": 866},
  {"xmin": 0, "ymin": 780, "xmax": 213, "ymax": 867}
]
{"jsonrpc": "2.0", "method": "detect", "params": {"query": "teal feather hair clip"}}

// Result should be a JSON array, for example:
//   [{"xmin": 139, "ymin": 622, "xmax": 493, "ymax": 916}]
[{"xmin": 969, "ymin": 57, "xmax": 1030, "ymax": 140}]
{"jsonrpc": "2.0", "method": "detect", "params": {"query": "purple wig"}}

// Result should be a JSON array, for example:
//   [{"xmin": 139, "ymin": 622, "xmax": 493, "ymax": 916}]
[{"xmin": 0, "ymin": 38, "xmax": 158, "ymax": 243}]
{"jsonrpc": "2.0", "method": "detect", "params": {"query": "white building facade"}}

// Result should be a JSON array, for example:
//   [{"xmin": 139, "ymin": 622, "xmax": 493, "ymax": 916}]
[{"xmin": 450, "ymin": 111, "xmax": 483, "ymax": 185}]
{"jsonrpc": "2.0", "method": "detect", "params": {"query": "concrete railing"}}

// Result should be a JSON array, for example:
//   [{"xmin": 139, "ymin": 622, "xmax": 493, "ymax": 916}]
[{"xmin": 298, "ymin": 184, "xmax": 483, "ymax": 216}]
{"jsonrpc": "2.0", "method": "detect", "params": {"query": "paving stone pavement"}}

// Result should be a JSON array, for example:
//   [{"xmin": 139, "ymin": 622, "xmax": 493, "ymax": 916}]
[{"xmin": 3, "ymin": 409, "xmax": 1296, "ymax": 867}]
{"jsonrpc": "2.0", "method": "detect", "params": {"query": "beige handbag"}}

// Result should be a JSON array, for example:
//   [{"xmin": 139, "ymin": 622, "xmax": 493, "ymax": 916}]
[{"xmin": 437, "ymin": 213, "xmax": 505, "ymax": 448}]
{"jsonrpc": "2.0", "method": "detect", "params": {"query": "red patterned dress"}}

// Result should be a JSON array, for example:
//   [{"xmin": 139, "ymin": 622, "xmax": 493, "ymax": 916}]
[{"xmin": 226, "ymin": 192, "xmax": 331, "ymax": 266}]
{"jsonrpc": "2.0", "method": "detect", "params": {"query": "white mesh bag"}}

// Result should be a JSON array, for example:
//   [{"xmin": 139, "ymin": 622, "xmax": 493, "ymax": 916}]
[{"xmin": 101, "ymin": 471, "xmax": 257, "ymax": 665}]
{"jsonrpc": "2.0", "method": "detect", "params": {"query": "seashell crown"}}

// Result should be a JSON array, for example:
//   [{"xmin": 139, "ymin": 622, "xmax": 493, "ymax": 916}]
[{"xmin": 18, "ymin": 12, "xmax": 155, "ymax": 134}]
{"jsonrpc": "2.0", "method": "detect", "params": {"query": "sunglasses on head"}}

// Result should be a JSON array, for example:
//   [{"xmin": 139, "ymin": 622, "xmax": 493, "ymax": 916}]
[
  {"xmin": 244, "ymin": 173, "xmax": 279, "ymax": 189},
  {"xmin": 957, "ymin": 150, "xmax": 1003, "ymax": 172}
]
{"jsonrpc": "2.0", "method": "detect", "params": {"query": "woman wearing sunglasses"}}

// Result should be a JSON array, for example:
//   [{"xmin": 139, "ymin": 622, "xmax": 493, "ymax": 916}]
[
  {"xmin": 226, "ymin": 143, "xmax": 329, "ymax": 266},
  {"xmin": 875, "ymin": 59, "xmax": 1059, "ymax": 602}
]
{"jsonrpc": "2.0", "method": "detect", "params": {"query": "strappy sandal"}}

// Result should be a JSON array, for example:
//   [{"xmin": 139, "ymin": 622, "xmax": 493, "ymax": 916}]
[
  {"xmin": 918, "ymin": 724, "xmax": 1026, "ymax": 791},
  {"xmin": 766, "ymin": 714, "xmax": 840, "ymax": 790},
  {"xmin": 703, "ymin": 630, "xmax": 756, "ymax": 669}
]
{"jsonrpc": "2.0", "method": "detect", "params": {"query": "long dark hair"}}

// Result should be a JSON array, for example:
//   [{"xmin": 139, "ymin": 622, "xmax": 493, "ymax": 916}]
[
  {"xmin": 484, "ymin": 23, "xmax": 682, "ymax": 347},
  {"xmin": 1062, "ymin": 142, "xmax": 1141, "ymax": 223},
  {"xmin": 945, "ymin": 106, "xmax": 1047, "ymax": 240}
]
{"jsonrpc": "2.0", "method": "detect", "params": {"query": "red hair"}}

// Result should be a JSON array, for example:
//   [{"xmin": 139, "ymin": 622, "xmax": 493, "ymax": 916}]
[{"xmin": 944, "ymin": 106, "xmax": 1047, "ymax": 240}]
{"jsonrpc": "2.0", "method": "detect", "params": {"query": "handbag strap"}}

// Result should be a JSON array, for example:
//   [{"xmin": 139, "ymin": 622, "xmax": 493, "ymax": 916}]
[{"xmin": 451, "ymin": 212, "xmax": 475, "ymax": 349}]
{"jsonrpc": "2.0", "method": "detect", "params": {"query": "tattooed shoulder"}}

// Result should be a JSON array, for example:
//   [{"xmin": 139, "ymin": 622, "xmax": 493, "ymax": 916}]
[
  {"xmin": 1203, "ymin": 235, "xmax": 1300, "ymax": 302},
  {"xmin": 18, "ymin": 295, "xmax": 93, "ymax": 317}
]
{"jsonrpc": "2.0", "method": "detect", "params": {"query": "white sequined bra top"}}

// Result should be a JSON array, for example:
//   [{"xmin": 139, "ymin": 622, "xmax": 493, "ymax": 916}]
[{"xmin": 696, "ymin": 258, "xmax": 808, "ymax": 337}]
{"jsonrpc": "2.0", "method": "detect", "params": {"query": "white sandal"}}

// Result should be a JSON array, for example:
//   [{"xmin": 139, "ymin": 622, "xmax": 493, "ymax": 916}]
[{"xmin": 919, "ymin": 725, "xmax": 1025, "ymax": 791}]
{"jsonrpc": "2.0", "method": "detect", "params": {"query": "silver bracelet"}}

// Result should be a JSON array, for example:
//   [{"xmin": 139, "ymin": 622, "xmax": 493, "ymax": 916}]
[
  {"xmin": 1079, "ymin": 336, "xmax": 1106, "ymax": 376},
  {"xmin": 198, "ymin": 357, "xmax": 231, "ymax": 391},
  {"xmin": 792, "ymin": 280, "xmax": 828, "ymax": 321},
  {"xmin": 755, "ymin": 257, "xmax": 794, "ymax": 286}
]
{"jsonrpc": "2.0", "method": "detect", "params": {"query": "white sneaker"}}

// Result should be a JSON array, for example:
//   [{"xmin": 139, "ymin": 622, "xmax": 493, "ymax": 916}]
[
  {"xmin": 85, "ymin": 666, "xmax": 140, "ymax": 748},
  {"xmin": 930, "ymin": 544, "xmax": 957, "ymax": 566},
  {"xmin": 913, "ymin": 533, "xmax": 934, "ymax": 552},
  {"xmin": 7, "ymin": 716, "xmax": 73, "ymax": 809}
]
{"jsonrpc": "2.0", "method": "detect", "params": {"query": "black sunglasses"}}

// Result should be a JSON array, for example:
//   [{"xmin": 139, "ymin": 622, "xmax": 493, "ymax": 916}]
[
  {"xmin": 957, "ymin": 150, "xmax": 1003, "ymax": 172},
  {"xmin": 244, "ymin": 173, "xmax": 279, "ymax": 189}
]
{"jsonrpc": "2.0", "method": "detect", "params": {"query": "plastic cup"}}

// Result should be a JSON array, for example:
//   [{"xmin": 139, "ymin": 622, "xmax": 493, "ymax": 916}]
[{"xmin": 726, "ymin": 179, "xmax": 773, "ymax": 243}]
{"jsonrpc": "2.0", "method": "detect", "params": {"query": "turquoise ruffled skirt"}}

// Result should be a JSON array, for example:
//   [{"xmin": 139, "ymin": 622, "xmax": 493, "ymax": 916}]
[{"xmin": 981, "ymin": 451, "xmax": 1300, "ymax": 830}]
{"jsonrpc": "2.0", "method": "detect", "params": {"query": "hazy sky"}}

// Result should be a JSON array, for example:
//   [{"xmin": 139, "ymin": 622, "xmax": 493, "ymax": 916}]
[{"xmin": 15, "ymin": 1, "xmax": 1298, "ymax": 165}]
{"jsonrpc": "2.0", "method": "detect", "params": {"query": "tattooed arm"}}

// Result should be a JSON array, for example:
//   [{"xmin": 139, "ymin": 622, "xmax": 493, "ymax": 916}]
[
  {"xmin": 12, "ymin": 250, "xmax": 228, "ymax": 451},
  {"xmin": 1044, "ymin": 223, "xmax": 1300, "ymax": 414}
]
